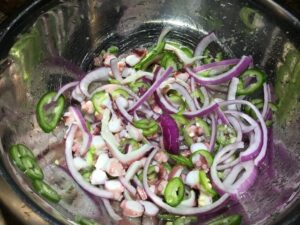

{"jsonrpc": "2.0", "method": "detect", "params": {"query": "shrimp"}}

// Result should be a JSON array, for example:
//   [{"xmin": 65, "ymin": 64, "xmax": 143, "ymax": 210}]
[
  {"xmin": 120, "ymin": 200, "xmax": 144, "ymax": 218},
  {"xmin": 105, "ymin": 158, "xmax": 125, "ymax": 177}
]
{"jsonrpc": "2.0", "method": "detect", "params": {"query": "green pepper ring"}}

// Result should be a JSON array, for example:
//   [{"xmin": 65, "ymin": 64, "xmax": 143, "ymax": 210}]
[
  {"xmin": 191, "ymin": 150, "xmax": 214, "ymax": 167},
  {"xmin": 236, "ymin": 69, "xmax": 266, "ymax": 96},
  {"xmin": 36, "ymin": 91, "xmax": 65, "ymax": 133},
  {"xmin": 164, "ymin": 177, "xmax": 185, "ymax": 207}
]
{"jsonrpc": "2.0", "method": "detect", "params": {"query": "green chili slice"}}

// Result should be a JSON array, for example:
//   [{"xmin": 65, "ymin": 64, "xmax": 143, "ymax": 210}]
[
  {"xmin": 75, "ymin": 216, "xmax": 101, "ymax": 225},
  {"xmin": 195, "ymin": 118, "xmax": 211, "ymax": 137},
  {"xmin": 111, "ymin": 88, "xmax": 129, "ymax": 99},
  {"xmin": 168, "ymin": 153, "xmax": 193, "ymax": 169},
  {"xmin": 191, "ymin": 150, "xmax": 213, "ymax": 167},
  {"xmin": 206, "ymin": 214, "xmax": 242, "ymax": 225},
  {"xmin": 158, "ymin": 214, "xmax": 197, "ymax": 224},
  {"xmin": 164, "ymin": 177, "xmax": 185, "ymax": 207},
  {"xmin": 182, "ymin": 128, "xmax": 193, "ymax": 147},
  {"xmin": 107, "ymin": 45, "xmax": 119, "ymax": 54},
  {"xmin": 171, "ymin": 114, "xmax": 189, "ymax": 126},
  {"xmin": 9, "ymin": 145, "xmax": 26, "ymax": 171},
  {"xmin": 133, "ymin": 119, "xmax": 158, "ymax": 137},
  {"xmin": 36, "ymin": 91, "xmax": 65, "ymax": 133},
  {"xmin": 32, "ymin": 180, "xmax": 61, "ymax": 203},
  {"xmin": 199, "ymin": 170, "xmax": 217, "ymax": 196},
  {"xmin": 240, "ymin": 6, "xmax": 263, "ymax": 30},
  {"xmin": 216, "ymin": 124, "xmax": 236, "ymax": 145},
  {"xmin": 236, "ymin": 69, "xmax": 266, "ymax": 96},
  {"xmin": 22, "ymin": 156, "xmax": 44, "ymax": 180},
  {"xmin": 91, "ymin": 91, "xmax": 108, "ymax": 113},
  {"xmin": 134, "ymin": 41, "xmax": 165, "ymax": 70}
]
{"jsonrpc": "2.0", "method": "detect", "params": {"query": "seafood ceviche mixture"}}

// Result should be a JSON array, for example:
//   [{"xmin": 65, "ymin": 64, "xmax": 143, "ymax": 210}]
[{"xmin": 9, "ymin": 28, "xmax": 276, "ymax": 225}]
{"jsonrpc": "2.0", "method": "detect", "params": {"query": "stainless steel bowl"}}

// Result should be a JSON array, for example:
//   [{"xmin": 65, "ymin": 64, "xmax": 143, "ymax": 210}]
[{"xmin": 0, "ymin": 0, "xmax": 300, "ymax": 224}]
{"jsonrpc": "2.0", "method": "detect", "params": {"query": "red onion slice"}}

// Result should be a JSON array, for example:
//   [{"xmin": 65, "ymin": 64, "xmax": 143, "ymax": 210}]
[
  {"xmin": 157, "ymin": 26, "xmax": 172, "ymax": 44},
  {"xmin": 159, "ymin": 114, "xmax": 180, "ymax": 154},
  {"xmin": 110, "ymin": 58, "xmax": 123, "ymax": 82},
  {"xmin": 194, "ymin": 32, "xmax": 218, "ymax": 66},
  {"xmin": 227, "ymin": 116, "xmax": 242, "ymax": 143},
  {"xmin": 216, "ymin": 107, "xmax": 230, "ymax": 125},
  {"xmin": 208, "ymin": 114, "xmax": 217, "ymax": 152},
  {"xmin": 227, "ymin": 77, "xmax": 239, "ymax": 110},
  {"xmin": 210, "ymin": 142, "xmax": 244, "ymax": 196},
  {"xmin": 115, "ymin": 97, "xmax": 133, "ymax": 122},
  {"xmin": 101, "ymin": 109, "xmax": 153, "ymax": 165},
  {"xmin": 143, "ymin": 149, "xmax": 230, "ymax": 215},
  {"xmin": 171, "ymin": 82, "xmax": 196, "ymax": 111},
  {"xmin": 69, "ymin": 106, "xmax": 92, "ymax": 156},
  {"xmin": 183, "ymin": 102, "xmax": 219, "ymax": 119},
  {"xmin": 186, "ymin": 56, "xmax": 252, "ymax": 85},
  {"xmin": 102, "ymin": 199, "xmax": 122, "ymax": 221},
  {"xmin": 194, "ymin": 58, "xmax": 240, "ymax": 72},
  {"xmin": 72, "ymin": 85, "xmax": 85, "ymax": 102},
  {"xmin": 65, "ymin": 124, "xmax": 114, "ymax": 199},
  {"xmin": 128, "ymin": 67, "xmax": 173, "ymax": 113},
  {"xmin": 219, "ymin": 100, "xmax": 268, "ymax": 166},
  {"xmin": 54, "ymin": 81, "xmax": 79, "ymax": 101},
  {"xmin": 79, "ymin": 67, "xmax": 111, "ymax": 97},
  {"xmin": 222, "ymin": 160, "xmax": 258, "ymax": 198},
  {"xmin": 191, "ymin": 78, "xmax": 202, "ymax": 109},
  {"xmin": 119, "ymin": 176, "xmax": 137, "ymax": 196},
  {"xmin": 225, "ymin": 111, "xmax": 262, "ymax": 161}
]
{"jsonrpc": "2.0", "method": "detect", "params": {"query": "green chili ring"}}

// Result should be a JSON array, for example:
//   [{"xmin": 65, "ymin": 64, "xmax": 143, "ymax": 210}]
[
  {"xmin": 199, "ymin": 170, "xmax": 217, "ymax": 197},
  {"xmin": 22, "ymin": 156, "xmax": 44, "ymax": 180},
  {"xmin": 36, "ymin": 91, "xmax": 65, "ymax": 133},
  {"xmin": 206, "ymin": 214, "xmax": 242, "ymax": 225},
  {"xmin": 164, "ymin": 177, "xmax": 185, "ymax": 207},
  {"xmin": 191, "ymin": 150, "xmax": 213, "ymax": 167},
  {"xmin": 32, "ymin": 179, "xmax": 61, "ymax": 203},
  {"xmin": 236, "ymin": 69, "xmax": 266, "ymax": 96},
  {"xmin": 168, "ymin": 153, "xmax": 193, "ymax": 169},
  {"xmin": 92, "ymin": 91, "xmax": 107, "ymax": 113}
]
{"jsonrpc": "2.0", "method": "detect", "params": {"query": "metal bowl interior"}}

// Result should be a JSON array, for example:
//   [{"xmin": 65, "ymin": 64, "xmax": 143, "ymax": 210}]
[{"xmin": 0, "ymin": 0, "xmax": 300, "ymax": 224}]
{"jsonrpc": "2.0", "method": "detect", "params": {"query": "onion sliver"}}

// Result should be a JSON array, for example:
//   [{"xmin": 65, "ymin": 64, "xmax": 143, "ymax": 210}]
[
  {"xmin": 227, "ymin": 77, "xmax": 239, "ymax": 110},
  {"xmin": 102, "ymin": 199, "xmax": 122, "ymax": 221},
  {"xmin": 219, "ymin": 100, "xmax": 268, "ymax": 166},
  {"xmin": 69, "ymin": 106, "xmax": 92, "ymax": 156},
  {"xmin": 79, "ymin": 67, "xmax": 111, "ymax": 97},
  {"xmin": 65, "ymin": 124, "xmax": 114, "ymax": 199},
  {"xmin": 110, "ymin": 58, "xmax": 123, "ymax": 82},
  {"xmin": 143, "ymin": 149, "xmax": 230, "ymax": 215},
  {"xmin": 128, "ymin": 67, "xmax": 173, "ymax": 113},
  {"xmin": 208, "ymin": 114, "xmax": 217, "ymax": 152},
  {"xmin": 54, "ymin": 81, "xmax": 79, "ymax": 101},
  {"xmin": 194, "ymin": 32, "xmax": 218, "ymax": 66},
  {"xmin": 101, "ymin": 109, "xmax": 153, "ymax": 165},
  {"xmin": 194, "ymin": 58, "xmax": 240, "ymax": 73},
  {"xmin": 186, "ymin": 56, "xmax": 252, "ymax": 85}
]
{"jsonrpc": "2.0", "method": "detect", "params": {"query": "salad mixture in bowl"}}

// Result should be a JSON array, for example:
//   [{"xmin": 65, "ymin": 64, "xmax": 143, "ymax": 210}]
[{"xmin": 9, "ymin": 27, "xmax": 275, "ymax": 225}]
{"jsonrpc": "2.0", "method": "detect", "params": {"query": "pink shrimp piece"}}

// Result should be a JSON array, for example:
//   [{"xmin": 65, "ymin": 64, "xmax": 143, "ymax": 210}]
[
  {"xmin": 105, "ymin": 158, "xmax": 125, "ymax": 177},
  {"xmin": 175, "ymin": 72, "xmax": 189, "ymax": 81},
  {"xmin": 104, "ymin": 180, "xmax": 124, "ymax": 200},
  {"xmin": 187, "ymin": 125, "xmax": 197, "ymax": 137},
  {"xmin": 136, "ymin": 186, "xmax": 148, "ymax": 200},
  {"xmin": 81, "ymin": 100, "xmax": 94, "ymax": 114},
  {"xmin": 120, "ymin": 200, "xmax": 144, "ymax": 218},
  {"xmin": 104, "ymin": 54, "xmax": 117, "ymax": 67},
  {"xmin": 118, "ymin": 61, "xmax": 126, "ymax": 72},
  {"xmin": 157, "ymin": 180, "xmax": 168, "ymax": 195},
  {"xmin": 154, "ymin": 151, "xmax": 169, "ymax": 163}
]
